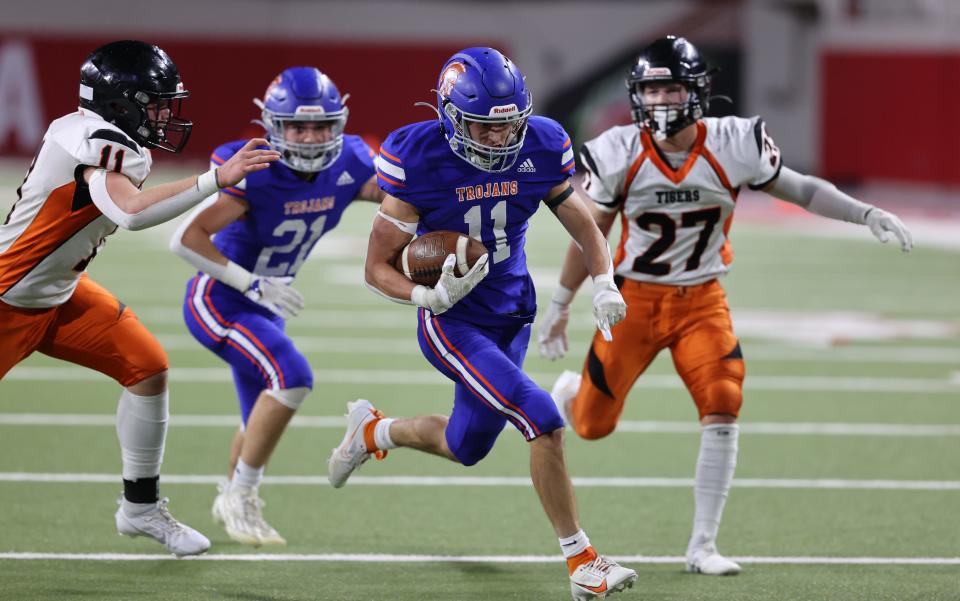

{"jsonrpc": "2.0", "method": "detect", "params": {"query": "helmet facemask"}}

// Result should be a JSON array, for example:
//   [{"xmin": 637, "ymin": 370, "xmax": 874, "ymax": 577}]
[
  {"xmin": 134, "ymin": 89, "xmax": 192, "ymax": 153},
  {"xmin": 628, "ymin": 79, "xmax": 706, "ymax": 140},
  {"xmin": 440, "ymin": 96, "xmax": 531, "ymax": 173},
  {"xmin": 257, "ymin": 99, "xmax": 348, "ymax": 173}
]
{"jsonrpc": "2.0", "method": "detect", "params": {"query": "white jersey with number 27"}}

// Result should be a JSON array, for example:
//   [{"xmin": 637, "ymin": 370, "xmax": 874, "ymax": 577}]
[{"xmin": 581, "ymin": 116, "xmax": 781, "ymax": 286}]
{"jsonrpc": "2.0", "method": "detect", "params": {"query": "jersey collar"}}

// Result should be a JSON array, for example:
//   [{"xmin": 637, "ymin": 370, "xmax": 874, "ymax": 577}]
[{"xmin": 640, "ymin": 121, "xmax": 706, "ymax": 185}]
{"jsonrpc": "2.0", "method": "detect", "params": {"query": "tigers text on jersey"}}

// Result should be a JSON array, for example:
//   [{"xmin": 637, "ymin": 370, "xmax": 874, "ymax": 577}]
[
  {"xmin": 377, "ymin": 116, "xmax": 576, "ymax": 326},
  {"xmin": 207, "ymin": 135, "xmax": 375, "ymax": 286},
  {"xmin": 582, "ymin": 117, "xmax": 781, "ymax": 286},
  {"xmin": 0, "ymin": 109, "xmax": 151, "ymax": 308}
]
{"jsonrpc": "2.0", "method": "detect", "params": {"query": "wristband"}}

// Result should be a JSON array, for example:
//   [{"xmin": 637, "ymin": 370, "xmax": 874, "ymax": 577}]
[
  {"xmin": 551, "ymin": 284, "xmax": 575, "ymax": 306},
  {"xmin": 410, "ymin": 285, "xmax": 429, "ymax": 308},
  {"xmin": 196, "ymin": 168, "xmax": 220, "ymax": 197},
  {"xmin": 221, "ymin": 261, "xmax": 254, "ymax": 292}
]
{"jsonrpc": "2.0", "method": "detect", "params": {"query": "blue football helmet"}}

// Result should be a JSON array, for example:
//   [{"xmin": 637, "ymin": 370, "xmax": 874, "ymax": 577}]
[
  {"xmin": 254, "ymin": 67, "xmax": 348, "ymax": 172},
  {"xmin": 435, "ymin": 47, "xmax": 532, "ymax": 173}
]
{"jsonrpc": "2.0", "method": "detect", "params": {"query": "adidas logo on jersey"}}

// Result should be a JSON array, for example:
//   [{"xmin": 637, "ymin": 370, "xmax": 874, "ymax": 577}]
[
  {"xmin": 516, "ymin": 158, "xmax": 536, "ymax": 173},
  {"xmin": 336, "ymin": 171, "xmax": 355, "ymax": 186}
]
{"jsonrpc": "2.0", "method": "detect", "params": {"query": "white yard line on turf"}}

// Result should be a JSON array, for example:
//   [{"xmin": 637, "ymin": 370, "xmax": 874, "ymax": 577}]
[
  {"xmin": 0, "ymin": 552, "xmax": 957, "ymax": 565},
  {"xmin": 1, "ymin": 473, "xmax": 958, "ymax": 490},
  {"xmin": 6, "ymin": 366, "xmax": 959, "ymax": 393},
  {"xmin": 150, "ymin": 334, "xmax": 960, "ymax": 364},
  {"xmin": 3, "ymin": 414, "xmax": 960, "ymax": 437}
]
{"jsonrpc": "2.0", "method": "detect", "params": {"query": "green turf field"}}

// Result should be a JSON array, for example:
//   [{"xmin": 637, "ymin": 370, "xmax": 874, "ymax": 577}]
[{"xmin": 1, "ymin": 165, "xmax": 958, "ymax": 600}]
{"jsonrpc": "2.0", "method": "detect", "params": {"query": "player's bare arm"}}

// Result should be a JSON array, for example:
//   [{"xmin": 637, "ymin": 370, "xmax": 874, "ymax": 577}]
[
  {"xmin": 173, "ymin": 193, "xmax": 249, "ymax": 266},
  {"xmin": 546, "ymin": 180, "xmax": 626, "ymax": 343},
  {"xmin": 84, "ymin": 138, "xmax": 279, "ymax": 231},
  {"xmin": 556, "ymin": 194, "xmax": 619, "ymax": 294},
  {"xmin": 169, "ymin": 188, "xmax": 304, "ymax": 319},
  {"xmin": 762, "ymin": 166, "xmax": 913, "ymax": 251},
  {"xmin": 550, "ymin": 182, "xmax": 615, "ymax": 280},
  {"xmin": 365, "ymin": 193, "xmax": 489, "ymax": 313},
  {"xmin": 356, "ymin": 175, "xmax": 387, "ymax": 204},
  {"xmin": 365, "ymin": 193, "xmax": 420, "ymax": 301}
]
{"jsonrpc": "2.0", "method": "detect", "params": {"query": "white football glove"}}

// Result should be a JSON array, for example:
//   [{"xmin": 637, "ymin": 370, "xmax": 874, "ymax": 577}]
[
  {"xmin": 412, "ymin": 253, "xmax": 489, "ymax": 314},
  {"xmin": 537, "ymin": 288, "xmax": 572, "ymax": 361},
  {"xmin": 592, "ymin": 273, "xmax": 626, "ymax": 341},
  {"xmin": 245, "ymin": 276, "xmax": 305, "ymax": 319},
  {"xmin": 866, "ymin": 207, "xmax": 913, "ymax": 252}
]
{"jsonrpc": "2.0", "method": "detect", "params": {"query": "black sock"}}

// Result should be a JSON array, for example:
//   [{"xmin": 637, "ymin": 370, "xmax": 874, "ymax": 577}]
[{"xmin": 123, "ymin": 476, "xmax": 159, "ymax": 504}]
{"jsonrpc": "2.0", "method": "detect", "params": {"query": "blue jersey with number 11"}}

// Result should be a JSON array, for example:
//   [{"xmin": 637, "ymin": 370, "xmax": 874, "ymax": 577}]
[{"xmin": 377, "ymin": 117, "xmax": 576, "ymax": 326}]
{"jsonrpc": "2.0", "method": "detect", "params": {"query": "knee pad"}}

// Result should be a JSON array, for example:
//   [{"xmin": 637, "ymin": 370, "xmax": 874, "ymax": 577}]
[{"xmin": 264, "ymin": 386, "xmax": 310, "ymax": 411}]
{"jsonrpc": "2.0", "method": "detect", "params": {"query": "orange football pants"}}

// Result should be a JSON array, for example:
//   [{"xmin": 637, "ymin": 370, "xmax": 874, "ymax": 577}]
[
  {"xmin": 0, "ymin": 274, "xmax": 167, "ymax": 387},
  {"xmin": 571, "ymin": 278, "xmax": 744, "ymax": 440}
]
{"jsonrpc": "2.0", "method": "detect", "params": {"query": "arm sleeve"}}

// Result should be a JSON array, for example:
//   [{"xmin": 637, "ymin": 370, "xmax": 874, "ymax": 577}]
[
  {"xmin": 168, "ymin": 192, "xmax": 255, "ymax": 291},
  {"xmin": 89, "ymin": 168, "xmax": 219, "ymax": 231},
  {"xmin": 767, "ymin": 166, "xmax": 873, "ymax": 224}
]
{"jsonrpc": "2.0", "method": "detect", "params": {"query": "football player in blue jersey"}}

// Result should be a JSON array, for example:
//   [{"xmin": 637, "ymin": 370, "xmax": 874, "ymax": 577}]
[
  {"xmin": 327, "ymin": 47, "xmax": 637, "ymax": 600},
  {"xmin": 170, "ymin": 67, "xmax": 382, "ymax": 546}
]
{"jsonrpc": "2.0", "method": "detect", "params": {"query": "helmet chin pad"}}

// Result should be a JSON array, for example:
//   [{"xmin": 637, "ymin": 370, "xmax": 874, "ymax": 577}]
[{"xmin": 644, "ymin": 102, "xmax": 697, "ymax": 139}]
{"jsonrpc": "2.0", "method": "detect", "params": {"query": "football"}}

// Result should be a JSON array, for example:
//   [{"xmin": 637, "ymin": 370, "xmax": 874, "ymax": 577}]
[{"xmin": 395, "ymin": 231, "xmax": 488, "ymax": 286}]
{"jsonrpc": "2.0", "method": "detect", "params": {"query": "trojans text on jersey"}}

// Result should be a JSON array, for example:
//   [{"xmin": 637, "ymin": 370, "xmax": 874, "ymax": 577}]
[
  {"xmin": 283, "ymin": 196, "xmax": 335, "ymax": 215},
  {"xmin": 455, "ymin": 181, "xmax": 519, "ymax": 203}
]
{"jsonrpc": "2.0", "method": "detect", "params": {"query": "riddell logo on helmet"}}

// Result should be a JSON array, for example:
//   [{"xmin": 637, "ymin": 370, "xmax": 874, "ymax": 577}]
[
  {"xmin": 489, "ymin": 104, "xmax": 518, "ymax": 116},
  {"xmin": 439, "ymin": 62, "xmax": 466, "ymax": 97},
  {"xmin": 296, "ymin": 106, "xmax": 327, "ymax": 115},
  {"xmin": 646, "ymin": 67, "xmax": 672, "ymax": 77}
]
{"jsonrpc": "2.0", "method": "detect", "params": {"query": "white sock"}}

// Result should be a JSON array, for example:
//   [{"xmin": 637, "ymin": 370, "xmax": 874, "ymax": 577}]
[
  {"xmin": 116, "ymin": 388, "xmax": 168, "ymax": 481},
  {"xmin": 121, "ymin": 499, "xmax": 158, "ymax": 515},
  {"xmin": 688, "ymin": 423, "xmax": 739, "ymax": 555},
  {"xmin": 558, "ymin": 529, "xmax": 591, "ymax": 559},
  {"xmin": 373, "ymin": 418, "xmax": 397, "ymax": 451},
  {"xmin": 232, "ymin": 458, "xmax": 264, "ymax": 490}
]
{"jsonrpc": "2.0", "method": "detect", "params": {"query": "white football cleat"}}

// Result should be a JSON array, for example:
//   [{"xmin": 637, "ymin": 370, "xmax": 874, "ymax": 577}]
[
  {"xmin": 570, "ymin": 555, "xmax": 638, "ymax": 599},
  {"xmin": 115, "ymin": 497, "xmax": 211, "ymax": 557},
  {"xmin": 327, "ymin": 399, "xmax": 387, "ymax": 489},
  {"xmin": 212, "ymin": 482, "xmax": 286, "ymax": 547},
  {"xmin": 686, "ymin": 548, "xmax": 741, "ymax": 576},
  {"xmin": 550, "ymin": 370, "xmax": 580, "ymax": 427}
]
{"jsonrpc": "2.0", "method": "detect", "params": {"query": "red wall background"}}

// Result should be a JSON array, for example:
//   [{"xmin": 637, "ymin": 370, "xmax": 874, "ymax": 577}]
[
  {"xmin": 0, "ymin": 35, "xmax": 484, "ymax": 161},
  {"xmin": 821, "ymin": 49, "xmax": 960, "ymax": 184}
]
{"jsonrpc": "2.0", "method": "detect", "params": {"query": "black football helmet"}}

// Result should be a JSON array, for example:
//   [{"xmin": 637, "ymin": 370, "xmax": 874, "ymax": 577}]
[
  {"xmin": 79, "ymin": 40, "xmax": 192, "ymax": 153},
  {"xmin": 626, "ymin": 36, "xmax": 713, "ymax": 138}
]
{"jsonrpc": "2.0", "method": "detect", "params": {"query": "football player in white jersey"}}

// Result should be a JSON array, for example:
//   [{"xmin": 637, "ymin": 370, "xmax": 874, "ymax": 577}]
[
  {"xmin": 0, "ymin": 40, "xmax": 279, "ymax": 555},
  {"xmin": 539, "ymin": 36, "xmax": 912, "ymax": 576}
]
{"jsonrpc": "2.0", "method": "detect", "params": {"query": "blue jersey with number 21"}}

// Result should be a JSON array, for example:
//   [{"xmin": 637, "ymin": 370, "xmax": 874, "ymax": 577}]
[
  {"xmin": 210, "ymin": 135, "xmax": 375, "ymax": 281},
  {"xmin": 376, "ymin": 116, "xmax": 576, "ymax": 326}
]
